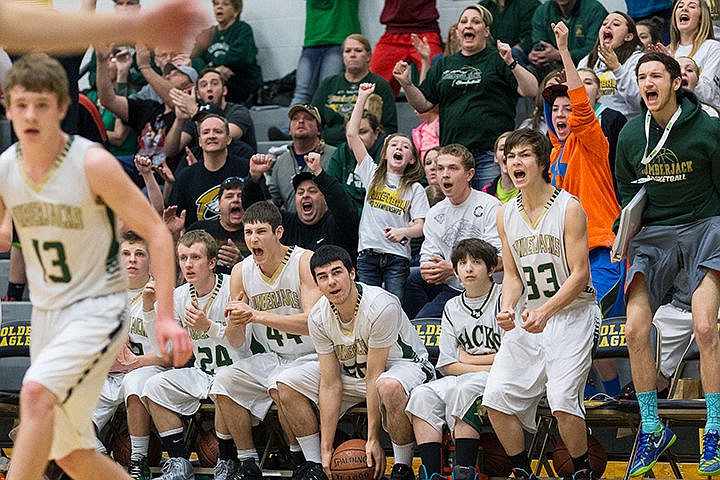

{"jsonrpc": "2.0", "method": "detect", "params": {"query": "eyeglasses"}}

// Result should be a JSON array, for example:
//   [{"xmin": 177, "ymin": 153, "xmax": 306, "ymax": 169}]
[{"xmin": 222, "ymin": 176, "xmax": 245, "ymax": 185}]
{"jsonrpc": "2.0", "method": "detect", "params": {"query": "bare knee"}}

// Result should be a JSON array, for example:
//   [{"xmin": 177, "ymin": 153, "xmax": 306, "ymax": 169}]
[
  {"xmin": 275, "ymin": 382, "xmax": 304, "ymax": 407},
  {"xmin": 20, "ymin": 381, "xmax": 56, "ymax": 412},
  {"xmin": 55, "ymin": 449, "xmax": 92, "ymax": 476},
  {"xmin": 693, "ymin": 320, "xmax": 720, "ymax": 351},
  {"xmin": 624, "ymin": 316, "xmax": 650, "ymax": 348},
  {"xmin": 376, "ymin": 379, "xmax": 408, "ymax": 411}
]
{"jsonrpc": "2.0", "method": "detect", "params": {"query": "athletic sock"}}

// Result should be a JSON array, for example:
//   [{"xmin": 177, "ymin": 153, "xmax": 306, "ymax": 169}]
[
  {"xmin": 637, "ymin": 390, "xmax": 661, "ymax": 433},
  {"xmin": 508, "ymin": 451, "xmax": 531, "ymax": 473},
  {"xmin": 130, "ymin": 435, "xmax": 150, "ymax": 457},
  {"xmin": 706, "ymin": 392, "xmax": 720, "ymax": 431},
  {"xmin": 217, "ymin": 433, "xmax": 236, "ymax": 461},
  {"xmin": 571, "ymin": 451, "xmax": 590, "ymax": 472},
  {"xmin": 289, "ymin": 444, "xmax": 306, "ymax": 467},
  {"xmin": 236, "ymin": 448, "xmax": 259, "ymax": 463},
  {"xmin": 392, "ymin": 441, "xmax": 415, "ymax": 467},
  {"xmin": 416, "ymin": 442, "xmax": 442, "ymax": 476},
  {"xmin": 6, "ymin": 282, "xmax": 24, "ymax": 300},
  {"xmin": 455, "ymin": 438, "xmax": 480, "ymax": 468},
  {"xmin": 602, "ymin": 376, "xmax": 621, "ymax": 397},
  {"xmin": 296, "ymin": 433, "xmax": 322, "ymax": 464},
  {"xmin": 159, "ymin": 428, "xmax": 188, "ymax": 459}
]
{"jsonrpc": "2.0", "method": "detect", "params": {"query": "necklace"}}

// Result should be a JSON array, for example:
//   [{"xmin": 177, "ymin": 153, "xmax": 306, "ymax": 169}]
[{"xmin": 331, "ymin": 283, "xmax": 363, "ymax": 336}]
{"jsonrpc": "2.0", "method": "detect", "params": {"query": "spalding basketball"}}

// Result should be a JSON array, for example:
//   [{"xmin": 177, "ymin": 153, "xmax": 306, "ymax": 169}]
[
  {"xmin": 196, "ymin": 426, "xmax": 219, "ymax": 468},
  {"xmin": 330, "ymin": 439, "xmax": 375, "ymax": 480},
  {"xmin": 552, "ymin": 435, "xmax": 607, "ymax": 478},
  {"xmin": 478, "ymin": 432, "xmax": 513, "ymax": 477}
]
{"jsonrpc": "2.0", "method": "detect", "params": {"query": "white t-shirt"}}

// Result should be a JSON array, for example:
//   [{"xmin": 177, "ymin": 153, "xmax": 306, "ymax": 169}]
[
  {"xmin": 127, "ymin": 285, "xmax": 158, "ymax": 356},
  {"xmin": 578, "ymin": 48, "xmax": 643, "ymax": 119},
  {"xmin": 355, "ymin": 154, "xmax": 429, "ymax": 258},
  {"xmin": 309, "ymin": 283, "xmax": 434, "ymax": 380},
  {"xmin": 421, "ymin": 189, "xmax": 502, "ymax": 290}
]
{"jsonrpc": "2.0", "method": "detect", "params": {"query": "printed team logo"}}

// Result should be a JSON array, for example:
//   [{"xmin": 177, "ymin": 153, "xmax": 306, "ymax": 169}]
[
  {"xmin": 641, "ymin": 148, "xmax": 692, "ymax": 183},
  {"xmin": 441, "ymin": 65, "xmax": 484, "ymax": 88},
  {"xmin": 473, "ymin": 206, "xmax": 484, "ymax": 218},
  {"xmin": 575, "ymin": 24, "xmax": 585, "ymax": 39},
  {"xmin": 434, "ymin": 213, "xmax": 446, "ymax": 224},
  {"xmin": 196, "ymin": 186, "xmax": 221, "ymax": 221}
]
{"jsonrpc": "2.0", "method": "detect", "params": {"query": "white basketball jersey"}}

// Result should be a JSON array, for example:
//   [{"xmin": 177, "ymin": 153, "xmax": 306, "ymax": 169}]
[
  {"xmin": 127, "ymin": 286, "xmax": 158, "ymax": 356},
  {"xmin": 241, "ymin": 245, "xmax": 314, "ymax": 361},
  {"xmin": 0, "ymin": 136, "xmax": 127, "ymax": 309},
  {"xmin": 309, "ymin": 283, "xmax": 435, "ymax": 381},
  {"xmin": 504, "ymin": 188, "xmax": 596, "ymax": 312},
  {"xmin": 174, "ymin": 273, "xmax": 247, "ymax": 374},
  {"xmin": 436, "ymin": 282, "xmax": 504, "ymax": 370}
]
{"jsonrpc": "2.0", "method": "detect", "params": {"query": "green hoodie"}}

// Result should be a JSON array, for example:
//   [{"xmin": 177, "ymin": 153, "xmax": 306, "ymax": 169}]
[{"xmin": 615, "ymin": 92, "xmax": 720, "ymax": 226}]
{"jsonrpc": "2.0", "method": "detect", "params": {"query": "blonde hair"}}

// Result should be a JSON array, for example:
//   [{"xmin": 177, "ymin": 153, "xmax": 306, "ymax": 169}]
[
  {"xmin": 670, "ymin": 0, "xmax": 714, "ymax": 57},
  {"xmin": 344, "ymin": 34, "xmax": 372, "ymax": 54},
  {"xmin": 3, "ymin": 53, "xmax": 70, "ymax": 108}
]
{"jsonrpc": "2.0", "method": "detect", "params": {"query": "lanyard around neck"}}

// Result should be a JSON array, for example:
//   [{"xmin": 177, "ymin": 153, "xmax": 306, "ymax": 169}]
[{"xmin": 641, "ymin": 107, "xmax": 681, "ymax": 165}]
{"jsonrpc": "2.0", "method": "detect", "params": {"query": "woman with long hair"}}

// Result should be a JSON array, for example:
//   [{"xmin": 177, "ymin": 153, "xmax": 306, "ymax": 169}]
[
  {"xmin": 668, "ymin": 0, "xmax": 720, "ymax": 105},
  {"xmin": 578, "ymin": 11, "xmax": 644, "ymax": 118}
]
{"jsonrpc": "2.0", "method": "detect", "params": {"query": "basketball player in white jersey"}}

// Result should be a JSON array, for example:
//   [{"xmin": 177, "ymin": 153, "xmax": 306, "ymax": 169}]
[
  {"xmin": 0, "ymin": 54, "xmax": 191, "ymax": 480},
  {"xmin": 92, "ymin": 231, "xmax": 171, "ymax": 480},
  {"xmin": 482, "ymin": 128, "xmax": 600, "ymax": 480},
  {"xmin": 143, "ymin": 230, "xmax": 247, "ymax": 480},
  {"xmin": 275, "ymin": 245, "xmax": 435, "ymax": 480},
  {"xmin": 211, "ymin": 201, "xmax": 322, "ymax": 480},
  {"xmin": 406, "ymin": 238, "xmax": 503, "ymax": 480}
]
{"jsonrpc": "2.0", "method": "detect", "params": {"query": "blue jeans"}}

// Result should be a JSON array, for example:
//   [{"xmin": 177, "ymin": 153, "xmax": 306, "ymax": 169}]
[
  {"xmin": 402, "ymin": 266, "xmax": 461, "ymax": 319},
  {"xmin": 356, "ymin": 250, "xmax": 409, "ymax": 303},
  {"xmin": 470, "ymin": 150, "xmax": 500, "ymax": 191},
  {"xmin": 291, "ymin": 45, "xmax": 344, "ymax": 105}
]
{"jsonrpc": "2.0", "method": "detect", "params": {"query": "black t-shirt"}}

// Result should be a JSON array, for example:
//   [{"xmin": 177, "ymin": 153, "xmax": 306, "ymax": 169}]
[
  {"xmin": 170, "ymin": 157, "xmax": 249, "ymax": 228},
  {"xmin": 187, "ymin": 219, "xmax": 248, "ymax": 275}
]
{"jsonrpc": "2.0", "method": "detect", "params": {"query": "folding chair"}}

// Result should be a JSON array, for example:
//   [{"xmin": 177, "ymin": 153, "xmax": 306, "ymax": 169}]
[
  {"xmin": 529, "ymin": 316, "xmax": 661, "ymax": 480},
  {"xmin": 0, "ymin": 319, "xmax": 31, "ymax": 450}
]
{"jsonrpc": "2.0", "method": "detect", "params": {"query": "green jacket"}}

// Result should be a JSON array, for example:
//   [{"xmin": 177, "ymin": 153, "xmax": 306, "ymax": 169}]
[
  {"xmin": 615, "ymin": 92, "xmax": 720, "ymax": 226},
  {"xmin": 531, "ymin": 0, "xmax": 607, "ymax": 64}
]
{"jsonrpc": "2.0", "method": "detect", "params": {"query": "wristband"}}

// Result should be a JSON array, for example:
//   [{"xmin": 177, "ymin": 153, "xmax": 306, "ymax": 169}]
[{"xmin": 508, "ymin": 59, "xmax": 518, "ymax": 70}]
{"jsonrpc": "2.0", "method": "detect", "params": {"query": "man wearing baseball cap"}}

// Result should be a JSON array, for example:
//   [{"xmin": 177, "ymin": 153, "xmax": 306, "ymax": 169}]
[
  {"xmin": 265, "ymin": 104, "xmax": 336, "ymax": 213},
  {"xmin": 242, "ymin": 147, "xmax": 359, "ymax": 261}
]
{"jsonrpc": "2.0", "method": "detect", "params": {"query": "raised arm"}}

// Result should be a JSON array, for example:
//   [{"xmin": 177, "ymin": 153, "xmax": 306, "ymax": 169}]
[
  {"xmin": 497, "ymin": 40, "xmax": 538, "ymax": 97},
  {"xmin": 553, "ymin": 22, "xmax": 581, "ymax": 91},
  {"xmin": 96, "ymin": 47, "xmax": 129, "ymax": 123},
  {"xmin": 392, "ymin": 60, "xmax": 435, "ymax": 113},
  {"xmin": 0, "ymin": 0, "xmax": 206, "ymax": 54},
  {"xmin": 346, "ymin": 83, "xmax": 375, "ymax": 165}
]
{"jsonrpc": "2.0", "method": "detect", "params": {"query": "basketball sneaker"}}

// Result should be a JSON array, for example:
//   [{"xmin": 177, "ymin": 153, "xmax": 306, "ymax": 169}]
[
  {"xmin": 451, "ymin": 465, "xmax": 477, "ymax": 480},
  {"xmin": 629, "ymin": 424, "xmax": 676, "ymax": 477},
  {"xmin": 295, "ymin": 461, "xmax": 328, "ymax": 480},
  {"xmin": 390, "ymin": 463, "xmax": 415, "ymax": 480},
  {"xmin": 511, "ymin": 467, "xmax": 538, "ymax": 479},
  {"xmin": 566, "ymin": 468, "xmax": 594, "ymax": 480},
  {"xmin": 157, "ymin": 457, "xmax": 194, "ymax": 480},
  {"xmin": 215, "ymin": 458, "xmax": 240, "ymax": 480},
  {"xmin": 698, "ymin": 429, "xmax": 720, "ymax": 475},
  {"xmin": 127, "ymin": 454, "xmax": 151, "ymax": 480},
  {"xmin": 231, "ymin": 459, "xmax": 263, "ymax": 480}
]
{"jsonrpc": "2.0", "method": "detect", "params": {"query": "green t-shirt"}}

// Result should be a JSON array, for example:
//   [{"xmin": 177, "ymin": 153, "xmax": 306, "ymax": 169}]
[
  {"xmin": 84, "ymin": 90, "xmax": 138, "ymax": 157},
  {"xmin": 305, "ymin": 0, "xmax": 360, "ymax": 46},
  {"xmin": 312, "ymin": 72, "xmax": 398, "ymax": 146},
  {"xmin": 419, "ymin": 48, "xmax": 519, "ymax": 153}
]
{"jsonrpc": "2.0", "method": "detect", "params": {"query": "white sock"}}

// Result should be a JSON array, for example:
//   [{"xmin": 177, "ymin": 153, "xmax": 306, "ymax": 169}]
[
  {"xmin": 296, "ymin": 433, "xmax": 322, "ymax": 463},
  {"xmin": 130, "ymin": 435, "xmax": 150, "ymax": 458},
  {"xmin": 237, "ymin": 448, "xmax": 259, "ymax": 462},
  {"xmin": 392, "ymin": 442, "xmax": 415, "ymax": 467},
  {"xmin": 217, "ymin": 432, "xmax": 233, "ymax": 441}
]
